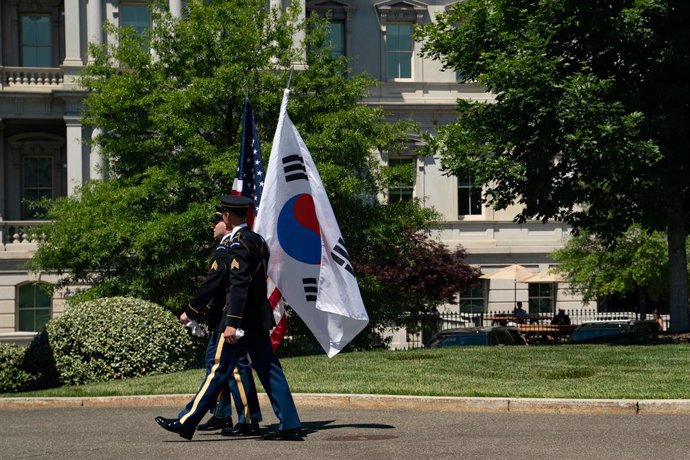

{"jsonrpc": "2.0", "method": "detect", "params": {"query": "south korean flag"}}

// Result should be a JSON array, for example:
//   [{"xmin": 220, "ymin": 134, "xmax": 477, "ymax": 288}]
[{"xmin": 254, "ymin": 89, "xmax": 369, "ymax": 358}]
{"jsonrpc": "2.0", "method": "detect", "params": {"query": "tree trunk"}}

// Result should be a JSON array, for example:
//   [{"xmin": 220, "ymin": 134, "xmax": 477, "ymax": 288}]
[{"xmin": 667, "ymin": 219, "xmax": 689, "ymax": 331}]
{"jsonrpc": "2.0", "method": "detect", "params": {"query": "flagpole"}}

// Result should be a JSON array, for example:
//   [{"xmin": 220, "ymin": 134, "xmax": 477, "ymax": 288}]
[{"xmin": 287, "ymin": 66, "xmax": 294, "ymax": 90}]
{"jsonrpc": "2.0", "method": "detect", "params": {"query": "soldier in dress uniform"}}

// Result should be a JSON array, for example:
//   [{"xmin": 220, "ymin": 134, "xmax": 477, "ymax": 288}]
[
  {"xmin": 186, "ymin": 212, "xmax": 263, "ymax": 437},
  {"xmin": 155, "ymin": 195, "xmax": 302, "ymax": 441}
]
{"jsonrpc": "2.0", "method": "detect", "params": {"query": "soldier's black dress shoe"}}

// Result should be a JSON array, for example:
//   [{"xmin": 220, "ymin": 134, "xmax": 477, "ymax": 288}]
[
  {"xmin": 197, "ymin": 415, "xmax": 232, "ymax": 431},
  {"xmin": 154, "ymin": 416, "xmax": 195, "ymax": 440},
  {"xmin": 221, "ymin": 421, "xmax": 261, "ymax": 437},
  {"xmin": 262, "ymin": 428, "xmax": 303, "ymax": 441}
]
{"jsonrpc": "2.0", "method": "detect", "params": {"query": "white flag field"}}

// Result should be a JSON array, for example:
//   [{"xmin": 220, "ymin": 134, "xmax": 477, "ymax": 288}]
[{"xmin": 254, "ymin": 89, "xmax": 369, "ymax": 357}]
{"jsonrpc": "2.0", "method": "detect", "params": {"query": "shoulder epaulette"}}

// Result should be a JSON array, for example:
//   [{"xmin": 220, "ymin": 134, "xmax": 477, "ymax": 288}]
[
  {"xmin": 217, "ymin": 241, "xmax": 229, "ymax": 250},
  {"xmin": 229, "ymin": 231, "xmax": 246, "ymax": 249}
]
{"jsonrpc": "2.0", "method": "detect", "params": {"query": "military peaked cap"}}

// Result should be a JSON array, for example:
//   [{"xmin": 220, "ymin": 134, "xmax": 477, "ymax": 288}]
[{"xmin": 219, "ymin": 194, "xmax": 253, "ymax": 210}]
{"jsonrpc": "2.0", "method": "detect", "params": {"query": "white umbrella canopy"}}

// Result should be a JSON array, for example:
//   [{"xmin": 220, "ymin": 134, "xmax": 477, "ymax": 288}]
[
  {"xmin": 525, "ymin": 269, "xmax": 566, "ymax": 283},
  {"xmin": 480, "ymin": 264, "xmax": 536, "ymax": 282},
  {"xmin": 479, "ymin": 264, "xmax": 536, "ymax": 309}
]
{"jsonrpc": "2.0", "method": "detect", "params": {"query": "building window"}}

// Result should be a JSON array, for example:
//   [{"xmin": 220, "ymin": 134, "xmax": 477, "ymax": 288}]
[
  {"xmin": 388, "ymin": 158, "xmax": 415, "ymax": 203},
  {"xmin": 528, "ymin": 283, "xmax": 555, "ymax": 315},
  {"xmin": 120, "ymin": 4, "xmax": 152, "ymax": 40},
  {"xmin": 21, "ymin": 15, "xmax": 52, "ymax": 67},
  {"xmin": 307, "ymin": 1, "xmax": 353, "ymax": 59},
  {"xmin": 22, "ymin": 157, "xmax": 53, "ymax": 219},
  {"xmin": 328, "ymin": 20, "xmax": 345, "ymax": 57},
  {"xmin": 459, "ymin": 282, "xmax": 485, "ymax": 314},
  {"xmin": 457, "ymin": 175, "xmax": 482, "ymax": 217},
  {"xmin": 376, "ymin": 0, "xmax": 426, "ymax": 80},
  {"xmin": 387, "ymin": 23, "xmax": 413, "ymax": 79},
  {"xmin": 18, "ymin": 283, "xmax": 52, "ymax": 332}
]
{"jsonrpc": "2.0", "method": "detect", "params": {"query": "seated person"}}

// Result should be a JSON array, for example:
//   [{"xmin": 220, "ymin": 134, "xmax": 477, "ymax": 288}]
[
  {"xmin": 513, "ymin": 302, "xmax": 527, "ymax": 324},
  {"xmin": 653, "ymin": 309, "xmax": 664, "ymax": 331},
  {"xmin": 551, "ymin": 309, "xmax": 571, "ymax": 326}
]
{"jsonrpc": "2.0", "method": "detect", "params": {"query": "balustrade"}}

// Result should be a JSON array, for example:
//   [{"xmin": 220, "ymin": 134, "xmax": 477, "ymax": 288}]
[
  {"xmin": 1, "ymin": 67, "xmax": 65, "ymax": 89},
  {"xmin": 0, "ymin": 220, "xmax": 48, "ymax": 249}
]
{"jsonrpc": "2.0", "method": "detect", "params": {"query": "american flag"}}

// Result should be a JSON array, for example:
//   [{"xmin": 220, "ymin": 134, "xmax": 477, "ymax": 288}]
[
  {"xmin": 231, "ymin": 98, "xmax": 286, "ymax": 350},
  {"xmin": 231, "ymin": 98, "xmax": 265, "ymax": 227}
]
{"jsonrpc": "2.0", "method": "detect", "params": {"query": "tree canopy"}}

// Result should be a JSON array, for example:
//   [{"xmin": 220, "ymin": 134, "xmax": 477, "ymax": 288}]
[
  {"xmin": 417, "ymin": 0, "xmax": 690, "ymax": 330},
  {"xmin": 30, "ymin": 0, "xmax": 478, "ymax": 349},
  {"xmin": 552, "ymin": 225, "xmax": 671, "ymax": 312}
]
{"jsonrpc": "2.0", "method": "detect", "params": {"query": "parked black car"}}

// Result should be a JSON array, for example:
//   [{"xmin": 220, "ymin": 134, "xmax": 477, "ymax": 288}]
[
  {"xmin": 427, "ymin": 326, "xmax": 527, "ymax": 348},
  {"xmin": 568, "ymin": 320, "xmax": 660, "ymax": 344}
]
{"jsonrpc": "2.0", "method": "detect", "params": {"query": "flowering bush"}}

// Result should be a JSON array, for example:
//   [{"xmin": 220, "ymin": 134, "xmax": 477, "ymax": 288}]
[
  {"xmin": 42, "ymin": 296, "xmax": 193, "ymax": 386},
  {"xmin": 0, "ymin": 343, "xmax": 36, "ymax": 392}
]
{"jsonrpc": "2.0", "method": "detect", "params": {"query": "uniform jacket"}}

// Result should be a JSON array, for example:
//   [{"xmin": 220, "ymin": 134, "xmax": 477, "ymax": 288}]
[
  {"xmin": 185, "ymin": 237, "xmax": 230, "ymax": 331},
  {"xmin": 223, "ymin": 226, "xmax": 275, "ymax": 333}
]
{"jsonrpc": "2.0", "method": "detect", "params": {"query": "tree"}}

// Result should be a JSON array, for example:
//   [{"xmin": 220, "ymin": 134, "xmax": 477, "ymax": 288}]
[
  {"xmin": 356, "ymin": 229, "xmax": 480, "ymax": 345},
  {"xmin": 417, "ymin": 0, "xmax": 690, "ymax": 330},
  {"xmin": 552, "ymin": 225, "xmax": 672, "ymax": 316},
  {"xmin": 30, "ymin": 0, "xmax": 477, "ymax": 348}
]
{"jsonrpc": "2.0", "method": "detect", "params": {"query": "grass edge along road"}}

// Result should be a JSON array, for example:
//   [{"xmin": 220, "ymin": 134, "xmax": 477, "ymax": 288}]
[{"xmin": 4, "ymin": 344, "xmax": 690, "ymax": 400}]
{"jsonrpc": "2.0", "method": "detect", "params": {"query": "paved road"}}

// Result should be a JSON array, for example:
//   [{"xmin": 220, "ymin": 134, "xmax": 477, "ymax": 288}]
[{"xmin": 2, "ymin": 405, "xmax": 690, "ymax": 459}]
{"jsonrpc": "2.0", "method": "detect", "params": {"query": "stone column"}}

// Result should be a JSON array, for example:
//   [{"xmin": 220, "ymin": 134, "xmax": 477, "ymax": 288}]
[
  {"xmin": 294, "ymin": 1, "xmax": 305, "ymax": 65},
  {"xmin": 87, "ymin": 0, "xmax": 104, "ymax": 62},
  {"xmin": 65, "ymin": 117, "xmax": 84, "ymax": 195},
  {"xmin": 0, "ymin": 5, "xmax": 4, "ymax": 68},
  {"xmin": 62, "ymin": 0, "xmax": 84, "ymax": 88},
  {"xmin": 0, "ymin": 119, "xmax": 5, "ymax": 220},
  {"xmin": 7, "ymin": 2, "xmax": 19, "ymax": 65},
  {"xmin": 270, "ymin": 1, "xmax": 305, "ymax": 69},
  {"xmin": 169, "ymin": 0, "xmax": 184, "ymax": 19},
  {"xmin": 89, "ymin": 127, "xmax": 104, "ymax": 180}
]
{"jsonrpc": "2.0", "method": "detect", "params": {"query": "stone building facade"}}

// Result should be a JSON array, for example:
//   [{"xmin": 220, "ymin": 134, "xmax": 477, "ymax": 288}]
[{"xmin": 0, "ymin": 0, "xmax": 591, "ymax": 346}]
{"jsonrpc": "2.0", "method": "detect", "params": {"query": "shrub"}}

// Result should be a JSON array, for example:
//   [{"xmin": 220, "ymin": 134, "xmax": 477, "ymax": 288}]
[
  {"xmin": 0, "ymin": 343, "xmax": 35, "ymax": 392},
  {"xmin": 43, "ymin": 296, "xmax": 193, "ymax": 386}
]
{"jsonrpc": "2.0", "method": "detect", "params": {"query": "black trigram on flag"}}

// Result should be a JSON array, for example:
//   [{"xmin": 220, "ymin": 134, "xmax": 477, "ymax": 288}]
[
  {"xmin": 331, "ymin": 238, "xmax": 355, "ymax": 277},
  {"xmin": 302, "ymin": 278, "xmax": 318, "ymax": 302},
  {"xmin": 282, "ymin": 154, "xmax": 308, "ymax": 182}
]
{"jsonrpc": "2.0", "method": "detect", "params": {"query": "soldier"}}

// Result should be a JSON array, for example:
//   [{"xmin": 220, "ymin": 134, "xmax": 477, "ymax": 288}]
[
  {"xmin": 155, "ymin": 195, "xmax": 301, "ymax": 441},
  {"xmin": 187, "ymin": 211, "xmax": 262, "ymax": 437}
]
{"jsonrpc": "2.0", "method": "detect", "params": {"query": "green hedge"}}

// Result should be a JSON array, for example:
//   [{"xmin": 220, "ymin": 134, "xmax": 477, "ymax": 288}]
[
  {"xmin": 0, "ymin": 343, "xmax": 36, "ymax": 392},
  {"xmin": 31, "ymin": 296, "xmax": 194, "ymax": 386}
]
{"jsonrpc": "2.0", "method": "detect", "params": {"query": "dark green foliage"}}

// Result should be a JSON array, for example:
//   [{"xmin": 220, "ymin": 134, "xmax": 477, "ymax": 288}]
[
  {"xmin": 552, "ymin": 225, "xmax": 671, "ymax": 303},
  {"xmin": 29, "ymin": 1, "xmax": 477, "ymax": 348},
  {"xmin": 22, "ymin": 329, "xmax": 60, "ymax": 390},
  {"xmin": 417, "ymin": 0, "xmax": 690, "ymax": 329}
]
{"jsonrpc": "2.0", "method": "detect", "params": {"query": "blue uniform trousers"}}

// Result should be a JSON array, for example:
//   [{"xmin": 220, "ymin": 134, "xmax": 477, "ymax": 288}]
[
  {"xmin": 229, "ymin": 354, "xmax": 262, "ymax": 424},
  {"xmin": 178, "ymin": 329, "xmax": 300, "ymax": 431},
  {"xmin": 198, "ymin": 330, "xmax": 262, "ymax": 424}
]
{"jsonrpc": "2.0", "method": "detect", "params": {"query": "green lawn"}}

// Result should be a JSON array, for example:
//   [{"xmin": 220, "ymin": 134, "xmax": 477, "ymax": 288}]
[{"xmin": 5, "ymin": 344, "xmax": 690, "ymax": 399}]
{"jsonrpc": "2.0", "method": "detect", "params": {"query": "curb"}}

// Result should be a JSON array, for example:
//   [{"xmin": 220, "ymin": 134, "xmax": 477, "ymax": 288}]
[{"xmin": 2, "ymin": 393, "xmax": 690, "ymax": 415}]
